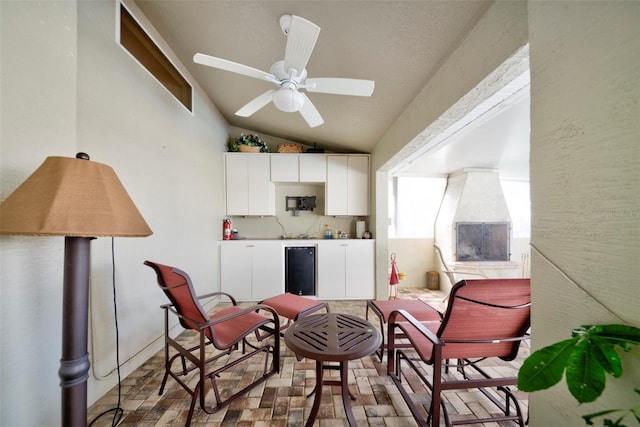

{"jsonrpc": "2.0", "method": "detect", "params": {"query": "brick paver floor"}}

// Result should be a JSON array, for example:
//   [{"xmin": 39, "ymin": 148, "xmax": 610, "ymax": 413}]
[{"xmin": 88, "ymin": 288, "xmax": 528, "ymax": 426}]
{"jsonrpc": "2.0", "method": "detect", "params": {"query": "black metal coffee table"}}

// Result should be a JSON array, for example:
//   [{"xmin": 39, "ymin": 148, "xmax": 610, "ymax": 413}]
[{"xmin": 284, "ymin": 313, "xmax": 382, "ymax": 427}]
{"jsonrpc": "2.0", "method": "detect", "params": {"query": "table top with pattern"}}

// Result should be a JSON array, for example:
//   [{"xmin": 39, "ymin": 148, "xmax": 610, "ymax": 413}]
[{"xmin": 284, "ymin": 313, "xmax": 381, "ymax": 361}]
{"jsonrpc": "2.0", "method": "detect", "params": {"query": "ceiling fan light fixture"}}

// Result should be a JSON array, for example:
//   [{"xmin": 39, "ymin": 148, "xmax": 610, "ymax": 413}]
[
  {"xmin": 272, "ymin": 88, "xmax": 304, "ymax": 112},
  {"xmin": 194, "ymin": 14, "xmax": 374, "ymax": 126}
]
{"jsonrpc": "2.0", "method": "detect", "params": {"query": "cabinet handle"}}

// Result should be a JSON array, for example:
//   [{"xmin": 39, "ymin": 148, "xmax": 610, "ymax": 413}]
[
  {"xmin": 341, "ymin": 243, "xmax": 348, "ymax": 247},
  {"xmin": 247, "ymin": 244, "xmax": 255, "ymax": 248}
]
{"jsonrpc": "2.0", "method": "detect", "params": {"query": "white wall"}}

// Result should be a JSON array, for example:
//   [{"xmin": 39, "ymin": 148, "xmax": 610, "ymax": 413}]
[
  {"xmin": 528, "ymin": 2, "xmax": 639, "ymax": 425},
  {"xmin": 1, "ymin": 2, "xmax": 79, "ymax": 425},
  {"xmin": 371, "ymin": 0, "xmax": 529, "ymax": 298},
  {"xmin": 388, "ymin": 238, "xmax": 440, "ymax": 288},
  {"xmin": 0, "ymin": 1, "xmax": 229, "ymax": 425},
  {"xmin": 229, "ymin": 183, "xmax": 356, "ymax": 239}
]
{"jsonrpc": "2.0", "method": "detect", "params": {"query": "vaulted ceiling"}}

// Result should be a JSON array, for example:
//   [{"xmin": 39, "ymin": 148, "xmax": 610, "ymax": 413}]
[{"xmin": 136, "ymin": 0, "xmax": 529, "ymax": 180}]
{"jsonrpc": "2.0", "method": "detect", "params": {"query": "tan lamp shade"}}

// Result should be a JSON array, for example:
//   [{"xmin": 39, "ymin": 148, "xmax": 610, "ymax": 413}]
[{"xmin": 0, "ymin": 155, "xmax": 152, "ymax": 237}]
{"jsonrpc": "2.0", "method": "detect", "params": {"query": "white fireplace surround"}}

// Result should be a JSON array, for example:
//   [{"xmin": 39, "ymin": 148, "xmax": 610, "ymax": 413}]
[{"xmin": 435, "ymin": 168, "xmax": 521, "ymax": 288}]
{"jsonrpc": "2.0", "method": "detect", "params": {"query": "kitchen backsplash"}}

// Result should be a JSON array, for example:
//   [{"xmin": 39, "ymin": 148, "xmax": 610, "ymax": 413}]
[{"xmin": 228, "ymin": 183, "xmax": 368, "ymax": 239}]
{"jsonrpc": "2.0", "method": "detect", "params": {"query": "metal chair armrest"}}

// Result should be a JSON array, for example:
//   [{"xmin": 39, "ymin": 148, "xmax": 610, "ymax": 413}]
[
  {"xmin": 161, "ymin": 300, "xmax": 279, "ymax": 332},
  {"xmin": 388, "ymin": 308, "xmax": 443, "ymax": 346},
  {"xmin": 202, "ymin": 304, "xmax": 279, "ymax": 328},
  {"xmin": 196, "ymin": 291, "xmax": 237, "ymax": 305}
]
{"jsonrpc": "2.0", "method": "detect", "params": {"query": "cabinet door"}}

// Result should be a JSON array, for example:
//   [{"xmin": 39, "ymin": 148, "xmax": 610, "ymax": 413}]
[
  {"xmin": 270, "ymin": 154, "xmax": 299, "ymax": 182},
  {"xmin": 299, "ymin": 154, "xmax": 326, "ymax": 182},
  {"xmin": 225, "ymin": 154, "xmax": 249, "ymax": 216},
  {"xmin": 251, "ymin": 242, "xmax": 285, "ymax": 300},
  {"xmin": 325, "ymin": 155, "xmax": 369, "ymax": 216},
  {"xmin": 325, "ymin": 156, "xmax": 349, "ymax": 216},
  {"xmin": 220, "ymin": 242, "xmax": 252, "ymax": 300},
  {"xmin": 317, "ymin": 241, "xmax": 347, "ymax": 298},
  {"xmin": 347, "ymin": 156, "xmax": 369, "ymax": 216},
  {"xmin": 225, "ymin": 154, "xmax": 274, "ymax": 216},
  {"xmin": 345, "ymin": 241, "xmax": 375, "ymax": 298},
  {"xmin": 247, "ymin": 155, "xmax": 275, "ymax": 215}
]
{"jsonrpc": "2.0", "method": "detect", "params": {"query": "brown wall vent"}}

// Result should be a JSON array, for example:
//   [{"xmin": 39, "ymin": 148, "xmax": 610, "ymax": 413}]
[{"xmin": 118, "ymin": 3, "xmax": 193, "ymax": 112}]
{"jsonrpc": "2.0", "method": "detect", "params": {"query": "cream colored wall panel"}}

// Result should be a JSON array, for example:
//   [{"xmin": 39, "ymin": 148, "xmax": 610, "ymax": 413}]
[
  {"xmin": 1, "ymin": 2, "xmax": 79, "ymax": 425},
  {"xmin": 528, "ymin": 1, "xmax": 639, "ymax": 425},
  {"xmin": 1, "ymin": 1, "xmax": 230, "ymax": 424}
]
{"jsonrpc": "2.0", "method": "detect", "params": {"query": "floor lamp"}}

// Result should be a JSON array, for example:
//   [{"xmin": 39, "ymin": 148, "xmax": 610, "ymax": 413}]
[{"xmin": 0, "ymin": 153, "xmax": 152, "ymax": 426}]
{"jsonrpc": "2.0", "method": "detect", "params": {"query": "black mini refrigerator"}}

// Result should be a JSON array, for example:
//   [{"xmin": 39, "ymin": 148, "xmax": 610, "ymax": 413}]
[{"xmin": 285, "ymin": 246, "xmax": 316, "ymax": 296}]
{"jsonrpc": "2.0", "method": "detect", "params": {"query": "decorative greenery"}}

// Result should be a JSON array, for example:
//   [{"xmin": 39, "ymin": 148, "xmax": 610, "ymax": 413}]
[
  {"xmin": 581, "ymin": 388, "xmax": 639, "ymax": 426},
  {"xmin": 230, "ymin": 133, "xmax": 269, "ymax": 152},
  {"xmin": 518, "ymin": 324, "xmax": 640, "ymax": 426}
]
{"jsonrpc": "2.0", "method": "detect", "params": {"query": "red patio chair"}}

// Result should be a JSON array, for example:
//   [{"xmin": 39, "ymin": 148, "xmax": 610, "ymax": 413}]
[
  {"xmin": 144, "ymin": 261, "xmax": 280, "ymax": 426},
  {"xmin": 387, "ymin": 278, "xmax": 530, "ymax": 426},
  {"xmin": 366, "ymin": 299, "xmax": 442, "ymax": 360}
]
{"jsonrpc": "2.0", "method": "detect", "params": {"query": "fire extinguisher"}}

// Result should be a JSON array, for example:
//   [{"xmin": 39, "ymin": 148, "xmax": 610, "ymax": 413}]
[{"xmin": 223, "ymin": 218, "xmax": 232, "ymax": 240}]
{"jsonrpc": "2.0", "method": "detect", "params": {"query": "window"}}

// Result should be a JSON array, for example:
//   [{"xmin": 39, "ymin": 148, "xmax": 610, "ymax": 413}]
[
  {"xmin": 118, "ymin": 2, "xmax": 193, "ymax": 112},
  {"xmin": 389, "ymin": 176, "xmax": 447, "ymax": 238},
  {"xmin": 389, "ymin": 176, "xmax": 530, "ymax": 241},
  {"xmin": 500, "ymin": 180, "xmax": 531, "ymax": 238}
]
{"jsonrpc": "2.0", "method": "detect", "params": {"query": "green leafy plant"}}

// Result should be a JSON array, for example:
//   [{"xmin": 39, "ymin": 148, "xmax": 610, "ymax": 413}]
[
  {"xmin": 230, "ymin": 133, "xmax": 269, "ymax": 152},
  {"xmin": 518, "ymin": 324, "xmax": 640, "ymax": 426}
]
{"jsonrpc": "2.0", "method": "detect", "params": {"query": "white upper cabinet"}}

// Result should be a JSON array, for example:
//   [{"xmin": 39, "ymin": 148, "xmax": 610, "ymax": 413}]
[
  {"xmin": 299, "ymin": 154, "xmax": 326, "ymax": 182},
  {"xmin": 270, "ymin": 154, "xmax": 326, "ymax": 182},
  {"xmin": 270, "ymin": 154, "xmax": 299, "ymax": 182},
  {"xmin": 225, "ymin": 153, "xmax": 367, "ymax": 216},
  {"xmin": 225, "ymin": 153, "xmax": 274, "ymax": 216},
  {"xmin": 326, "ymin": 155, "xmax": 369, "ymax": 216},
  {"xmin": 326, "ymin": 156, "xmax": 349, "ymax": 215}
]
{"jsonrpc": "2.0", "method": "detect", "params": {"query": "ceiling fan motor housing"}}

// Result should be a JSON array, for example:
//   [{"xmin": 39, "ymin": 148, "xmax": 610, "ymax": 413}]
[{"xmin": 270, "ymin": 60, "xmax": 307, "ymax": 83}]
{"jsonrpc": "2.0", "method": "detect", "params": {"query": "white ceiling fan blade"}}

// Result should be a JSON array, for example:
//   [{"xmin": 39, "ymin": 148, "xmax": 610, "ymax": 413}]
[
  {"xmin": 235, "ymin": 90, "xmax": 275, "ymax": 117},
  {"xmin": 298, "ymin": 93, "xmax": 324, "ymax": 128},
  {"xmin": 305, "ymin": 78, "xmax": 375, "ymax": 96},
  {"xmin": 194, "ymin": 53, "xmax": 276, "ymax": 83},
  {"xmin": 283, "ymin": 15, "xmax": 320, "ymax": 77}
]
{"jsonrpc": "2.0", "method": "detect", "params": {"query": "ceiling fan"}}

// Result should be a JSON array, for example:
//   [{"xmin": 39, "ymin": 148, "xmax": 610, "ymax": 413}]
[{"xmin": 193, "ymin": 14, "xmax": 375, "ymax": 128}]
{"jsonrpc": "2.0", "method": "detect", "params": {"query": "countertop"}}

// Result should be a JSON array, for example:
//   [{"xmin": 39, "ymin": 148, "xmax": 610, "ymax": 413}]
[{"xmin": 221, "ymin": 237, "xmax": 372, "ymax": 242}]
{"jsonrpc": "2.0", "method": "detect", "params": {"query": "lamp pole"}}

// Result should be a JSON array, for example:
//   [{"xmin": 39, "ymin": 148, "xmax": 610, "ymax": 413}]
[
  {"xmin": 0, "ymin": 153, "xmax": 152, "ymax": 426},
  {"xmin": 58, "ymin": 236, "xmax": 92, "ymax": 426}
]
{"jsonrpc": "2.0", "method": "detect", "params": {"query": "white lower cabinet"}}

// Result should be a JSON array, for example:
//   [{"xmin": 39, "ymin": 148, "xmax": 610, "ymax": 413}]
[
  {"xmin": 221, "ymin": 239, "xmax": 374, "ymax": 300},
  {"xmin": 220, "ymin": 241, "xmax": 284, "ymax": 301},
  {"xmin": 317, "ymin": 240, "xmax": 375, "ymax": 299}
]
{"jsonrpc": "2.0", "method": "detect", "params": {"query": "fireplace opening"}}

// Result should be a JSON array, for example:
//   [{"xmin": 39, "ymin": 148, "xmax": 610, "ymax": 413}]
[{"xmin": 456, "ymin": 222, "xmax": 510, "ymax": 261}]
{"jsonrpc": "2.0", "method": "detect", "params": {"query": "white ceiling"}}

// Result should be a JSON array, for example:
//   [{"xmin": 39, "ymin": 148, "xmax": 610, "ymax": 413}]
[
  {"xmin": 397, "ymin": 80, "xmax": 530, "ymax": 179},
  {"xmin": 135, "ymin": 0, "xmax": 529, "ymax": 180}
]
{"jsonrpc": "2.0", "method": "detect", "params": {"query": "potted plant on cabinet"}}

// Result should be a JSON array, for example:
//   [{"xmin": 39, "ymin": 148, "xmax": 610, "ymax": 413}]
[{"xmin": 230, "ymin": 133, "xmax": 269, "ymax": 153}]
